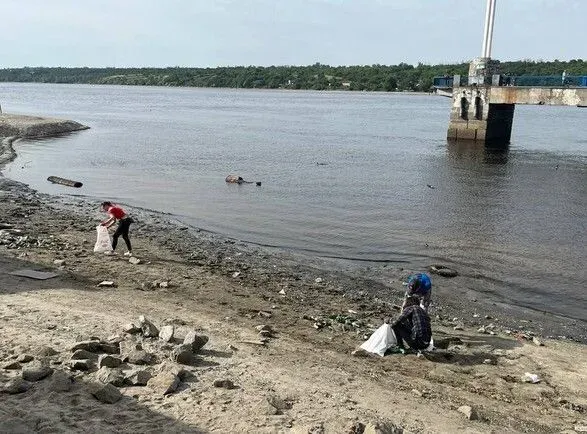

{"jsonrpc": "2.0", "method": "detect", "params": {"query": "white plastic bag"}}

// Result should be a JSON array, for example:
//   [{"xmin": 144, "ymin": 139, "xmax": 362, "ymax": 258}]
[
  {"xmin": 93, "ymin": 225, "xmax": 112, "ymax": 253},
  {"xmin": 360, "ymin": 323, "xmax": 398, "ymax": 356}
]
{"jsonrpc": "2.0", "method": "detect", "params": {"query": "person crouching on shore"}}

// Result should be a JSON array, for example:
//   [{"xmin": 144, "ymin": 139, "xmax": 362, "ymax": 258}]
[
  {"xmin": 386, "ymin": 295, "xmax": 432, "ymax": 352},
  {"xmin": 100, "ymin": 201, "xmax": 133, "ymax": 256},
  {"xmin": 402, "ymin": 272, "xmax": 432, "ymax": 312}
]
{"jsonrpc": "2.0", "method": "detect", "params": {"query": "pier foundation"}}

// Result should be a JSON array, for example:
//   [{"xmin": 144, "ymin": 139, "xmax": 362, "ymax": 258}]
[{"xmin": 447, "ymin": 85, "xmax": 514, "ymax": 146}]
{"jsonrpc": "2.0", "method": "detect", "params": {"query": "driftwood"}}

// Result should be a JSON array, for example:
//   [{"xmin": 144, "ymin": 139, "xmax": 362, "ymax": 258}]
[
  {"xmin": 47, "ymin": 176, "xmax": 83, "ymax": 188},
  {"xmin": 225, "ymin": 175, "xmax": 261, "ymax": 186}
]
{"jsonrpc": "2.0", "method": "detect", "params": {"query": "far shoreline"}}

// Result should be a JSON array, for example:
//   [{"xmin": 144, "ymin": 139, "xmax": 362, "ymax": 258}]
[{"xmin": 0, "ymin": 80, "xmax": 434, "ymax": 96}]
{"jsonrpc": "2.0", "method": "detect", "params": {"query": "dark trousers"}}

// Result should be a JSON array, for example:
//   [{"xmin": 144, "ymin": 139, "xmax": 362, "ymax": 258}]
[
  {"xmin": 112, "ymin": 218, "xmax": 132, "ymax": 251},
  {"xmin": 392, "ymin": 323, "xmax": 428, "ymax": 350}
]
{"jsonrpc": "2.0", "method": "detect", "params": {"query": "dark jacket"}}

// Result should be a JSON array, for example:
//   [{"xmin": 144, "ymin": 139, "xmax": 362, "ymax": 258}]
[{"xmin": 392, "ymin": 305, "xmax": 432, "ymax": 347}]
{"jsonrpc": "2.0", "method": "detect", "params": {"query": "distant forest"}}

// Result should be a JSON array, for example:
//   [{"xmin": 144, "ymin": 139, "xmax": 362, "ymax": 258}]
[{"xmin": 0, "ymin": 59, "xmax": 585, "ymax": 92}]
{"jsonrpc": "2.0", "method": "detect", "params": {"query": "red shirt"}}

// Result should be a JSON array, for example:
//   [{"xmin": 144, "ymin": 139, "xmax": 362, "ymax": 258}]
[{"xmin": 107, "ymin": 206, "xmax": 126, "ymax": 220}]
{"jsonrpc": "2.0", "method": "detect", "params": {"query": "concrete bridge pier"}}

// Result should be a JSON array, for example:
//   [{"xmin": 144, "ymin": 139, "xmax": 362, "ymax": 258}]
[{"xmin": 447, "ymin": 84, "xmax": 515, "ymax": 146}]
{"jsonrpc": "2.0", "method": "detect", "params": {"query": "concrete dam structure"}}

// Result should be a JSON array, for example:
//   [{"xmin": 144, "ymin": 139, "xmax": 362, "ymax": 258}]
[{"xmin": 439, "ymin": 0, "xmax": 587, "ymax": 146}]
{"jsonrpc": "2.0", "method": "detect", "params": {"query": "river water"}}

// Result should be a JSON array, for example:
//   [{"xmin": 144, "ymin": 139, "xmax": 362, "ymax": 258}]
[{"xmin": 1, "ymin": 83, "xmax": 586, "ymax": 322}]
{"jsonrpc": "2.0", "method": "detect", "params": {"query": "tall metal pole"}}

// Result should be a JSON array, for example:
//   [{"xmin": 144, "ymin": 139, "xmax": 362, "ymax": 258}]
[{"xmin": 481, "ymin": 0, "xmax": 497, "ymax": 58}]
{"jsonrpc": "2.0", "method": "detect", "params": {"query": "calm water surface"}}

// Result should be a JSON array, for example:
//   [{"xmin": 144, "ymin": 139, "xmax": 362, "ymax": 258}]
[{"xmin": 1, "ymin": 83, "xmax": 586, "ymax": 321}]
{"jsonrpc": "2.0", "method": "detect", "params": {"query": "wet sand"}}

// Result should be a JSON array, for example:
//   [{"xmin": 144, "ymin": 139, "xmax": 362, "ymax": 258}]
[{"xmin": 1, "ymin": 114, "xmax": 586, "ymax": 433}]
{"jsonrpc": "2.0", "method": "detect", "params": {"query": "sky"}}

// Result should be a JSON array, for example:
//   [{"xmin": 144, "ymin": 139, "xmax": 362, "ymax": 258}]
[{"xmin": 2, "ymin": 0, "xmax": 585, "ymax": 68}]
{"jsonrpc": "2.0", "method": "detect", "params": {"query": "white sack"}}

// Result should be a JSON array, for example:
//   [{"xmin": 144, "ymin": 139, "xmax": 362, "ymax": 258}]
[
  {"xmin": 360, "ymin": 323, "xmax": 398, "ymax": 357},
  {"xmin": 93, "ymin": 225, "xmax": 112, "ymax": 253}
]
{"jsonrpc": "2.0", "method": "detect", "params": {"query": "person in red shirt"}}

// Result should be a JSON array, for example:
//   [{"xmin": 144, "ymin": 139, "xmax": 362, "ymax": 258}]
[{"xmin": 100, "ymin": 201, "xmax": 133, "ymax": 255}]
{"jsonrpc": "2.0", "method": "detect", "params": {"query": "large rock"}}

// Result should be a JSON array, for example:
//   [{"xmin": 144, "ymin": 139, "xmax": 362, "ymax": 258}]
[
  {"xmin": 2, "ymin": 378, "xmax": 32, "ymax": 394},
  {"xmin": 96, "ymin": 367, "xmax": 126, "ymax": 387},
  {"xmin": 98, "ymin": 354, "xmax": 122, "ymax": 369},
  {"xmin": 49, "ymin": 370, "xmax": 73, "ymax": 392},
  {"xmin": 123, "ymin": 323, "xmax": 141, "ymax": 335},
  {"xmin": 71, "ymin": 349, "xmax": 97, "ymax": 360},
  {"xmin": 124, "ymin": 369, "xmax": 152, "ymax": 386},
  {"xmin": 127, "ymin": 350, "xmax": 154, "ymax": 365},
  {"xmin": 2, "ymin": 360, "xmax": 22, "ymax": 370},
  {"xmin": 457, "ymin": 405, "xmax": 479, "ymax": 421},
  {"xmin": 35, "ymin": 346, "xmax": 59, "ymax": 357},
  {"xmin": 183, "ymin": 331, "xmax": 208, "ymax": 351},
  {"xmin": 119, "ymin": 340, "xmax": 142, "ymax": 359},
  {"xmin": 139, "ymin": 316, "xmax": 159, "ymax": 338},
  {"xmin": 22, "ymin": 362, "xmax": 53, "ymax": 381},
  {"xmin": 70, "ymin": 359, "xmax": 92, "ymax": 371},
  {"xmin": 147, "ymin": 371, "xmax": 180, "ymax": 395},
  {"xmin": 171, "ymin": 344, "xmax": 195, "ymax": 365},
  {"xmin": 71, "ymin": 340, "xmax": 102, "ymax": 353},
  {"xmin": 71, "ymin": 340, "xmax": 119, "ymax": 354},
  {"xmin": 16, "ymin": 354, "xmax": 34, "ymax": 363},
  {"xmin": 91, "ymin": 383, "xmax": 122, "ymax": 404},
  {"xmin": 159, "ymin": 325, "xmax": 175, "ymax": 343}
]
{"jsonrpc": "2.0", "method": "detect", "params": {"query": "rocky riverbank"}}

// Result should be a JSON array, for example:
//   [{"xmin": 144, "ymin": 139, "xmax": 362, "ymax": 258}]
[{"xmin": 1, "ymin": 116, "xmax": 586, "ymax": 433}]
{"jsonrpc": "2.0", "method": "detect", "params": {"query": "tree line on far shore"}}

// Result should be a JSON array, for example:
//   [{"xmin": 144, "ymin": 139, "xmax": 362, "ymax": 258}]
[{"xmin": 0, "ymin": 59, "xmax": 584, "ymax": 92}]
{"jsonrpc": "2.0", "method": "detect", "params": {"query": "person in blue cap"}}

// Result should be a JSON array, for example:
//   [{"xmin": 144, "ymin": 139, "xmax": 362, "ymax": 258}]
[{"xmin": 402, "ymin": 273, "xmax": 432, "ymax": 313}]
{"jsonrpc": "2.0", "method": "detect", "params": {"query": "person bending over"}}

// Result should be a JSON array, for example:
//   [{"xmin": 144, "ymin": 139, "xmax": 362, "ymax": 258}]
[
  {"xmin": 402, "ymin": 272, "xmax": 432, "ymax": 312},
  {"xmin": 101, "ymin": 201, "xmax": 133, "ymax": 256},
  {"xmin": 387, "ymin": 295, "xmax": 432, "ymax": 351}
]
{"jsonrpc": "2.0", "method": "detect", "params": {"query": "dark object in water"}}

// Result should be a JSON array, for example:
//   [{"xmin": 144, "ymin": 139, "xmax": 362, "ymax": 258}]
[
  {"xmin": 47, "ymin": 176, "xmax": 83, "ymax": 188},
  {"xmin": 225, "ymin": 175, "xmax": 261, "ymax": 186},
  {"xmin": 428, "ymin": 265, "xmax": 458, "ymax": 278}
]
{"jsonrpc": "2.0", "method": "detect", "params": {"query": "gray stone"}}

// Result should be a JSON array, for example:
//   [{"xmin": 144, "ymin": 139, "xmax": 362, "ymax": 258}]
[
  {"xmin": 157, "ymin": 362, "xmax": 188, "ymax": 379},
  {"xmin": 70, "ymin": 359, "xmax": 92, "ymax": 371},
  {"xmin": 124, "ymin": 369, "xmax": 152, "ymax": 386},
  {"xmin": 213, "ymin": 379, "xmax": 235, "ymax": 389},
  {"xmin": 96, "ymin": 367, "xmax": 126, "ymax": 387},
  {"xmin": 2, "ymin": 378, "xmax": 32, "ymax": 394},
  {"xmin": 363, "ymin": 421, "xmax": 404, "ymax": 434},
  {"xmin": 119, "ymin": 340, "xmax": 142, "ymax": 359},
  {"xmin": 2, "ymin": 360, "xmax": 22, "ymax": 370},
  {"xmin": 129, "ymin": 256, "xmax": 141, "ymax": 265},
  {"xmin": 98, "ymin": 354, "xmax": 122, "ymax": 368},
  {"xmin": 22, "ymin": 362, "xmax": 53, "ymax": 381},
  {"xmin": 91, "ymin": 383, "xmax": 122, "ymax": 404},
  {"xmin": 139, "ymin": 316, "xmax": 159, "ymax": 338},
  {"xmin": 35, "ymin": 346, "xmax": 59, "ymax": 357},
  {"xmin": 172, "ymin": 344, "xmax": 195, "ymax": 365},
  {"xmin": 127, "ymin": 350, "xmax": 154, "ymax": 365},
  {"xmin": 457, "ymin": 405, "xmax": 478, "ymax": 420},
  {"xmin": 267, "ymin": 395, "xmax": 293, "ymax": 411},
  {"xmin": 71, "ymin": 349, "xmax": 97, "ymax": 360},
  {"xmin": 533, "ymin": 337, "xmax": 544, "ymax": 346},
  {"xmin": 183, "ymin": 331, "xmax": 208, "ymax": 351},
  {"xmin": 53, "ymin": 259, "xmax": 66, "ymax": 266},
  {"xmin": 71, "ymin": 340, "xmax": 101, "ymax": 353},
  {"xmin": 16, "ymin": 354, "xmax": 34, "ymax": 363},
  {"xmin": 159, "ymin": 325, "xmax": 175, "ymax": 343},
  {"xmin": 123, "ymin": 323, "xmax": 141, "ymax": 334},
  {"xmin": 49, "ymin": 370, "xmax": 73, "ymax": 392},
  {"xmin": 147, "ymin": 371, "xmax": 180, "ymax": 395}
]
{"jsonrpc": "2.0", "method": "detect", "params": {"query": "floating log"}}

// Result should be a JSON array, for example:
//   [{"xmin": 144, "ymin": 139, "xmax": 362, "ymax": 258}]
[
  {"xmin": 428, "ymin": 265, "xmax": 459, "ymax": 278},
  {"xmin": 47, "ymin": 176, "xmax": 83, "ymax": 188}
]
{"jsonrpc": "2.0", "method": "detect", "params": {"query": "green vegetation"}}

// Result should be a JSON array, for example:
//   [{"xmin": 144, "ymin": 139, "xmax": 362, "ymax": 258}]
[{"xmin": 0, "ymin": 60, "xmax": 584, "ymax": 92}]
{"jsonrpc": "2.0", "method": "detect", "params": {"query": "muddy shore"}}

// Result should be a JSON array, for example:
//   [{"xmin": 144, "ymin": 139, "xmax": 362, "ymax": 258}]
[{"xmin": 1, "ymin": 115, "xmax": 586, "ymax": 433}]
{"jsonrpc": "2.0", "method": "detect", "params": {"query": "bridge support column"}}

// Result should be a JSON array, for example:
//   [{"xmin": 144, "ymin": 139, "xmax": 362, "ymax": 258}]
[{"xmin": 447, "ymin": 86, "xmax": 514, "ymax": 146}]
